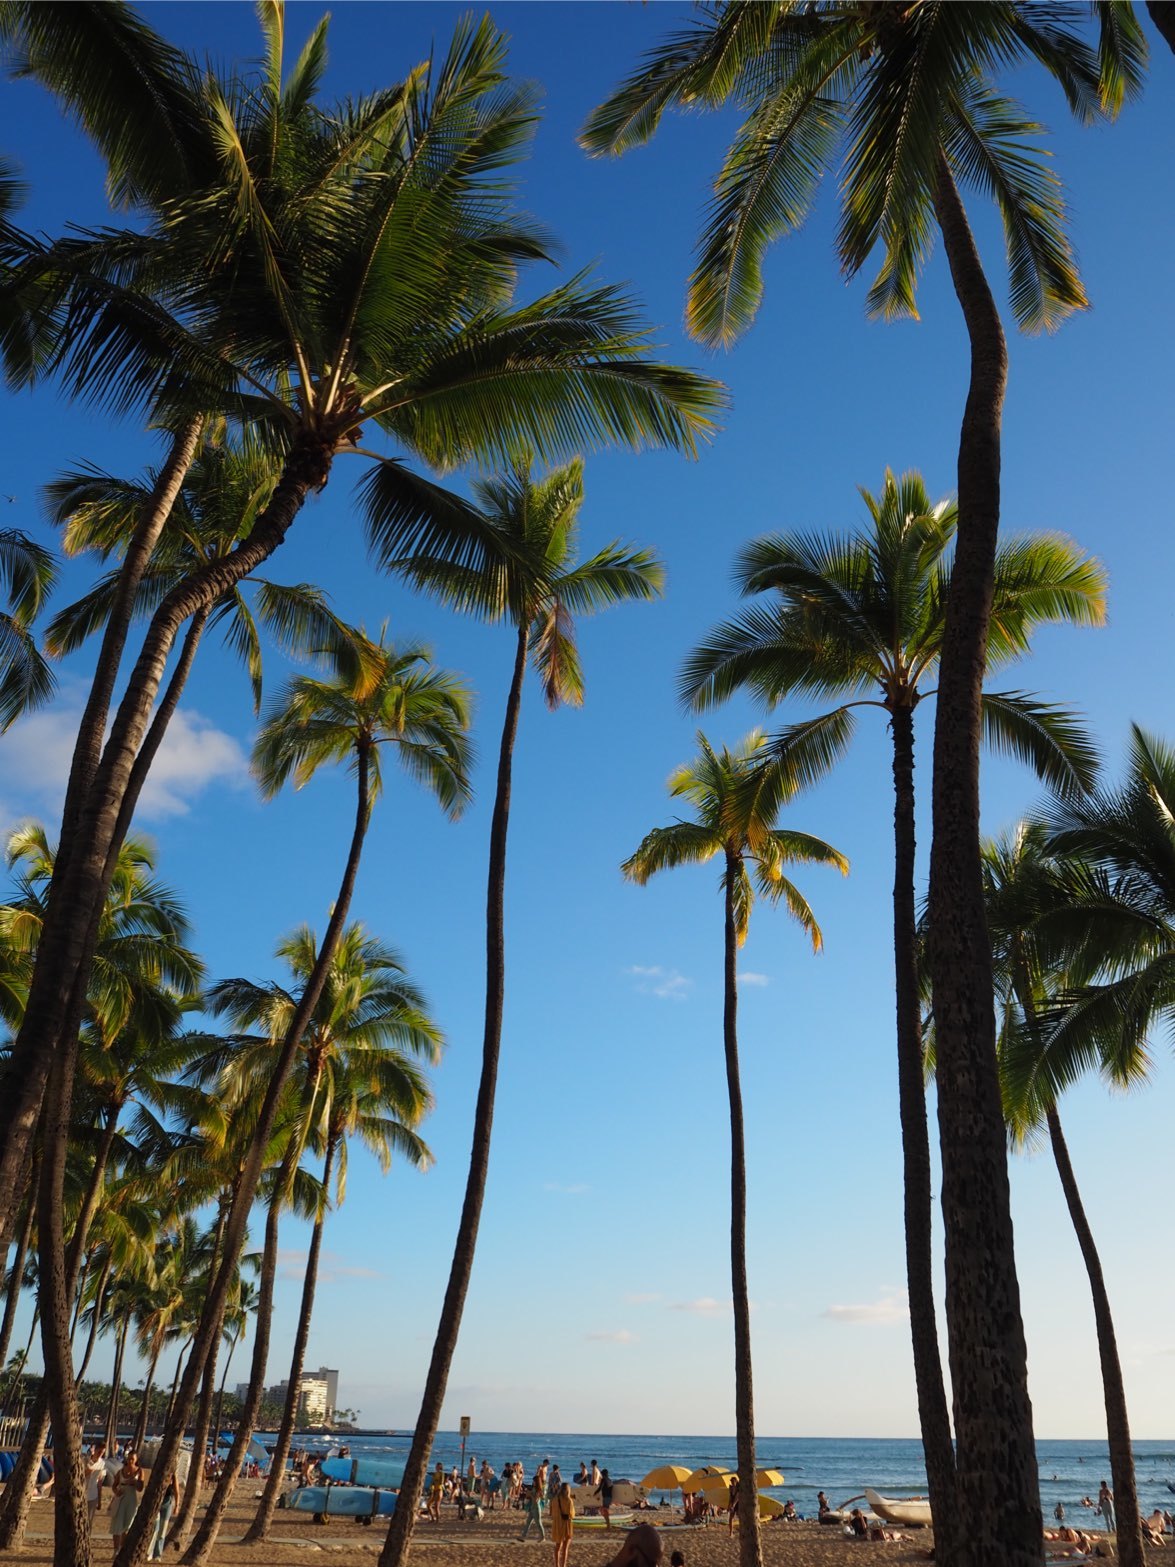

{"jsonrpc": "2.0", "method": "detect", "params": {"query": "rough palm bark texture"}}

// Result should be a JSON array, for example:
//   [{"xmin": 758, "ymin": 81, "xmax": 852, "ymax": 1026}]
[
  {"xmin": 0, "ymin": 437, "xmax": 320, "ymax": 1252},
  {"xmin": 890, "ymin": 700, "xmax": 959, "ymax": 1564},
  {"xmin": 723, "ymin": 855, "xmax": 763, "ymax": 1567},
  {"xmin": 1147, "ymin": 2, "xmax": 1175, "ymax": 52},
  {"xmin": 928, "ymin": 153, "xmax": 1041, "ymax": 1567},
  {"xmin": 0, "ymin": 415, "xmax": 203, "ymax": 1239},
  {"xmin": 245, "ymin": 1134, "xmax": 337, "ymax": 1542},
  {"xmin": 119, "ymin": 707, "xmax": 370, "ymax": 1567},
  {"xmin": 1046, "ymin": 1107, "xmax": 1144, "ymax": 1567},
  {"xmin": 380, "ymin": 629, "xmax": 529, "ymax": 1567}
]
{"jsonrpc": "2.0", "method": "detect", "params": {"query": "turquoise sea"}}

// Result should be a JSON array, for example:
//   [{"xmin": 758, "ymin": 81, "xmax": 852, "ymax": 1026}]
[{"xmin": 258, "ymin": 1431, "xmax": 1175, "ymax": 1532}]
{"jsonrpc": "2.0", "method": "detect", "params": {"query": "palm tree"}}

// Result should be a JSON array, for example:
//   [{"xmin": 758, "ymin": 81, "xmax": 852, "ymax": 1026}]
[
  {"xmin": 239, "ymin": 928, "xmax": 439, "ymax": 1543},
  {"xmin": 979, "ymin": 822, "xmax": 1146, "ymax": 1567},
  {"xmin": 622, "ymin": 731, "xmax": 846, "ymax": 1567},
  {"xmin": 0, "ymin": 526, "xmax": 57, "ymax": 728},
  {"xmin": 680, "ymin": 469, "xmax": 1104, "ymax": 1543},
  {"xmin": 0, "ymin": 5, "xmax": 722, "ymax": 1293},
  {"xmin": 583, "ymin": 14, "xmax": 1144, "ymax": 1559},
  {"xmin": 378, "ymin": 454, "xmax": 663, "ymax": 1567}
]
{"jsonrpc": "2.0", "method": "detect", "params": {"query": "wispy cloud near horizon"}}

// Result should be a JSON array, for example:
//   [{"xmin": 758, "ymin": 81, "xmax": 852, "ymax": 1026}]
[
  {"xmin": 822, "ymin": 1289, "xmax": 909, "ymax": 1325},
  {"xmin": 278, "ymin": 1248, "xmax": 383, "ymax": 1284},
  {"xmin": 737, "ymin": 970, "xmax": 770, "ymax": 987}
]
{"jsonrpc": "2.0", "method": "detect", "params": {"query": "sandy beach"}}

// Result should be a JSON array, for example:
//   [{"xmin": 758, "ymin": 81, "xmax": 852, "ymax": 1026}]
[{"xmin": 11, "ymin": 1492, "xmax": 935, "ymax": 1567}]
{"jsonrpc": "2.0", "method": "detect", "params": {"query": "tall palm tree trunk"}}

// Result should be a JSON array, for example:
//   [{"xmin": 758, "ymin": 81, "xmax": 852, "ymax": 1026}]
[
  {"xmin": 169, "ymin": 1331, "xmax": 221, "ymax": 1552},
  {"xmin": 76, "ymin": 1256, "xmax": 112, "ymax": 1383},
  {"xmin": 1146, "ymin": 2, "xmax": 1175, "ymax": 52},
  {"xmin": 183, "ymin": 1156, "xmax": 290, "ymax": 1563},
  {"xmin": 0, "ymin": 435, "xmax": 328, "ymax": 1249},
  {"xmin": 1045, "ymin": 1106, "xmax": 1143, "ymax": 1567},
  {"xmin": 119, "ymin": 725, "xmax": 371, "ymax": 1567},
  {"xmin": 0, "ymin": 415, "xmax": 202, "ymax": 1241},
  {"xmin": 0, "ymin": 1385, "xmax": 50, "ymax": 1548},
  {"xmin": 211, "ymin": 1330, "xmax": 240, "ymax": 1470},
  {"xmin": 164, "ymin": 1342, "xmax": 190, "ymax": 1431},
  {"xmin": 722, "ymin": 859, "xmax": 762, "ymax": 1567},
  {"xmin": 0, "ymin": 1167, "xmax": 36, "ymax": 1371},
  {"xmin": 890, "ymin": 702, "xmax": 959, "ymax": 1562},
  {"xmin": 132, "ymin": 1342, "xmax": 163, "ymax": 1452},
  {"xmin": 245, "ymin": 1134, "xmax": 338, "ymax": 1543},
  {"xmin": 927, "ymin": 153, "xmax": 1040, "ymax": 1567},
  {"xmin": 105, "ymin": 1317, "xmax": 130, "ymax": 1453},
  {"xmin": 381, "ymin": 627, "xmax": 529, "ymax": 1567}
]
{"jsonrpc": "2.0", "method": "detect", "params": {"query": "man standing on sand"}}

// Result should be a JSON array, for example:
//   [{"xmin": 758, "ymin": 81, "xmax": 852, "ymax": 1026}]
[
  {"xmin": 590, "ymin": 1460, "xmax": 602, "ymax": 1489},
  {"xmin": 85, "ymin": 1442, "xmax": 107, "ymax": 1522},
  {"xmin": 1098, "ymin": 1481, "xmax": 1115, "ymax": 1532}
]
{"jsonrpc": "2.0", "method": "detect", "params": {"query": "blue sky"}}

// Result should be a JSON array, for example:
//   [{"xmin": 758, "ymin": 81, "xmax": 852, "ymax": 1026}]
[{"xmin": 1, "ymin": 3, "xmax": 1173, "ymax": 1440}]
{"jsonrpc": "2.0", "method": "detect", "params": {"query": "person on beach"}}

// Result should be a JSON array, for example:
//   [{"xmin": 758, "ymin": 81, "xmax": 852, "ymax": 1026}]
[
  {"xmin": 595, "ymin": 1467, "xmax": 615, "ymax": 1528},
  {"xmin": 590, "ymin": 1460, "xmax": 602, "ymax": 1489},
  {"xmin": 671, "ymin": 1553, "xmax": 686, "ymax": 1567},
  {"xmin": 1055, "ymin": 1502, "xmax": 1066, "ymax": 1524},
  {"xmin": 727, "ymin": 1475, "xmax": 740, "ymax": 1536},
  {"xmin": 817, "ymin": 1491, "xmax": 830, "ymax": 1517},
  {"xmin": 577, "ymin": 1462, "xmax": 589, "ymax": 1485},
  {"xmin": 549, "ymin": 1463, "xmax": 563, "ymax": 1501},
  {"xmin": 147, "ymin": 1469, "xmax": 179, "ymax": 1561},
  {"xmin": 552, "ymin": 1481, "xmax": 575, "ymax": 1567},
  {"xmin": 1099, "ymin": 1480, "xmax": 1116, "ymax": 1531},
  {"xmin": 85, "ymin": 1442, "xmax": 107, "ymax": 1522},
  {"xmin": 428, "ymin": 1462, "xmax": 444, "ymax": 1522},
  {"xmin": 520, "ymin": 1469, "xmax": 547, "ymax": 1541},
  {"xmin": 109, "ymin": 1450, "xmax": 144, "ymax": 1562},
  {"xmin": 604, "ymin": 1522, "xmax": 663, "ymax": 1567}
]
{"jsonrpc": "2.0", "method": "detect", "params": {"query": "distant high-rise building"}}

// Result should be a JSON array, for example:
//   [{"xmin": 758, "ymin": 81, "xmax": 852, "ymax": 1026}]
[{"xmin": 314, "ymin": 1367, "xmax": 339, "ymax": 1421}]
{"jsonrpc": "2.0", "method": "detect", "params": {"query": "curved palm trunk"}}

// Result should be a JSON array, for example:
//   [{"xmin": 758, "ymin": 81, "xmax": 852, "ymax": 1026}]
[
  {"xmin": 927, "ymin": 154, "xmax": 1039, "ymax": 1567},
  {"xmin": 890, "ymin": 702, "xmax": 959, "ymax": 1563},
  {"xmin": 1045, "ymin": 1107, "xmax": 1143, "ymax": 1567},
  {"xmin": 76, "ymin": 1256, "xmax": 113, "ymax": 1383},
  {"xmin": 0, "ymin": 415, "xmax": 203, "ymax": 1240},
  {"xmin": 381, "ymin": 627, "xmax": 529, "ymax": 1567},
  {"xmin": 0, "ymin": 1165, "xmax": 36, "ymax": 1371},
  {"xmin": 119, "ymin": 725, "xmax": 371, "ymax": 1567},
  {"xmin": 0, "ymin": 434, "xmax": 328, "ymax": 1249},
  {"xmin": 132, "ymin": 1341, "xmax": 163, "ymax": 1452},
  {"xmin": 245, "ymin": 1133, "xmax": 338, "ymax": 1542},
  {"xmin": 722, "ymin": 857, "xmax": 762, "ymax": 1567},
  {"xmin": 183, "ymin": 1158, "xmax": 290, "ymax": 1563},
  {"xmin": 169, "ymin": 1331, "xmax": 221, "ymax": 1551},
  {"xmin": 164, "ymin": 1342, "xmax": 190, "ymax": 1431},
  {"xmin": 1147, "ymin": 2, "xmax": 1175, "ymax": 52},
  {"xmin": 211, "ymin": 1330, "xmax": 240, "ymax": 1470},
  {"xmin": 0, "ymin": 1385, "xmax": 50, "ymax": 1548}
]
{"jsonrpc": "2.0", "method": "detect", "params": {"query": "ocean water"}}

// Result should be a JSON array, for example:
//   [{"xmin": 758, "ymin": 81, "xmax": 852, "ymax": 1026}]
[{"xmin": 259, "ymin": 1431, "xmax": 1175, "ymax": 1531}]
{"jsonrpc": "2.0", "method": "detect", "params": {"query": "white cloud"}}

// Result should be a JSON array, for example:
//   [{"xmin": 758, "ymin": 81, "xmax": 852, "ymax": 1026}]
[
  {"xmin": 0, "ymin": 695, "xmax": 247, "ymax": 829},
  {"xmin": 544, "ymin": 1181, "xmax": 590, "ymax": 1195},
  {"xmin": 737, "ymin": 970, "xmax": 770, "ymax": 987},
  {"xmin": 278, "ymin": 1248, "xmax": 383, "ymax": 1284},
  {"xmin": 670, "ymin": 1297, "xmax": 730, "ymax": 1317},
  {"xmin": 585, "ymin": 1329, "xmax": 636, "ymax": 1344},
  {"xmin": 823, "ymin": 1290, "xmax": 909, "ymax": 1325},
  {"xmin": 627, "ymin": 964, "xmax": 693, "ymax": 1002}
]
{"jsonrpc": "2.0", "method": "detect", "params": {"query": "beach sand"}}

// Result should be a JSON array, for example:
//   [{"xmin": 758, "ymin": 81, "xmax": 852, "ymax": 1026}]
[{"xmin": 12, "ymin": 1492, "xmax": 935, "ymax": 1567}]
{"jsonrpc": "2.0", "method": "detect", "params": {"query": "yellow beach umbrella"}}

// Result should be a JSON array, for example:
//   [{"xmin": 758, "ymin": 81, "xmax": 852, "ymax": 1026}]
[
  {"xmin": 686, "ymin": 1469, "xmax": 734, "ymax": 1495},
  {"xmin": 758, "ymin": 1496, "xmax": 786, "ymax": 1520},
  {"xmin": 641, "ymin": 1466, "xmax": 693, "ymax": 1492},
  {"xmin": 755, "ymin": 1469, "xmax": 786, "ymax": 1489}
]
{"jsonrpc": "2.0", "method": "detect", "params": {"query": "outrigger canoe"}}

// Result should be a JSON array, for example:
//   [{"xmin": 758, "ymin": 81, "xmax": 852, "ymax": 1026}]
[{"xmin": 864, "ymin": 1488, "xmax": 932, "ymax": 1527}]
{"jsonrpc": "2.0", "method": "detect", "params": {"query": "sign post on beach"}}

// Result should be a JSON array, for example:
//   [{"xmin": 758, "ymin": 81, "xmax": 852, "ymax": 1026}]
[{"xmin": 459, "ymin": 1416, "xmax": 471, "ymax": 1479}]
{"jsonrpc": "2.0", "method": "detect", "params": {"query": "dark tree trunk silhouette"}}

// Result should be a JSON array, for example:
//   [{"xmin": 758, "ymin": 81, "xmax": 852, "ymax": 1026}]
[
  {"xmin": 169, "ymin": 1331, "xmax": 221, "ymax": 1551},
  {"xmin": 105, "ymin": 1319, "xmax": 130, "ymax": 1453},
  {"xmin": 381, "ymin": 627, "xmax": 529, "ymax": 1567},
  {"xmin": 164, "ymin": 1342, "xmax": 189, "ymax": 1431},
  {"xmin": 245, "ymin": 1133, "xmax": 338, "ymax": 1542},
  {"xmin": 890, "ymin": 700, "xmax": 959, "ymax": 1563},
  {"xmin": 119, "ymin": 718, "xmax": 370, "ymax": 1567},
  {"xmin": 0, "ymin": 415, "xmax": 203, "ymax": 1236},
  {"xmin": 132, "ymin": 1342, "xmax": 163, "ymax": 1452},
  {"xmin": 0, "ymin": 434, "xmax": 328, "ymax": 1252},
  {"xmin": 927, "ymin": 152, "xmax": 1040, "ymax": 1567},
  {"xmin": 0, "ymin": 1159, "xmax": 36, "ymax": 1370},
  {"xmin": 1046, "ymin": 1106, "xmax": 1143, "ymax": 1566},
  {"xmin": 1147, "ymin": 2, "xmax": 1175, "ymax": 52},
  {"xmin": 76, "ymin": 1255, "xmax": 112, "ymax": 1383},
  {"xmin": 0, "ymin": 1387, "xmax": 50, "ymax": 1548},
  {"xmin": 723, "ymin": 854, "xmax": 762, "ymax": 1567}
]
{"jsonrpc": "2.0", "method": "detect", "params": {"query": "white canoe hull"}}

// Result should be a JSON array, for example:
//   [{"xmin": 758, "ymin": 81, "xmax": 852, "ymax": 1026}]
[{"xmin": 865, "ymin": 1488, "xmax": 932, "ymax": 1527}]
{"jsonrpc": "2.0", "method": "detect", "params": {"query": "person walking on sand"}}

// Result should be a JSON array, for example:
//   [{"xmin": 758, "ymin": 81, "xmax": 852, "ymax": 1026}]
[
  {"xmin": 109, "ymin": 1450, "xmax": 144, "ymax": 1563},
  {"xmin": 428, "ymin": 1462, "xmax": 445, "ymax": 1522},
  {"xmin": 148, "ymin": 1469, "xmax": 179, "ymax": 1561},
  {"xmin": 1099, "ymin": 1481, "xmax": 1115, "ymax": 1532},
  {"xmin": 85, "ymin": 1442, "xmax": 107, "ymax": 1523},
  {"xmin": 590, "ymin": 1460, "xmax": 602, "ymax": 1489},
  {"xmin": 727, "ymin": 1475, "xmax": 741, "ymax": 1536},
  {"xmin": 595, "ymin": 1468, "xmax": 615, "ymax": 1528},
  {"xmin": 521, "ymin": 1469, "xmax": 547, "ymax": 1542},
  {"xmin": 552, "ymin": 1480, "xmax": 575, "ymax": 1567}
]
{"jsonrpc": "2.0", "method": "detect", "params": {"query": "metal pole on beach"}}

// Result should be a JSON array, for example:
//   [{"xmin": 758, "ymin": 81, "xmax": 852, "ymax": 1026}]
[{"xmin": 459, "ymin": 1415, "xmax": 470, "ymax": 1482}]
